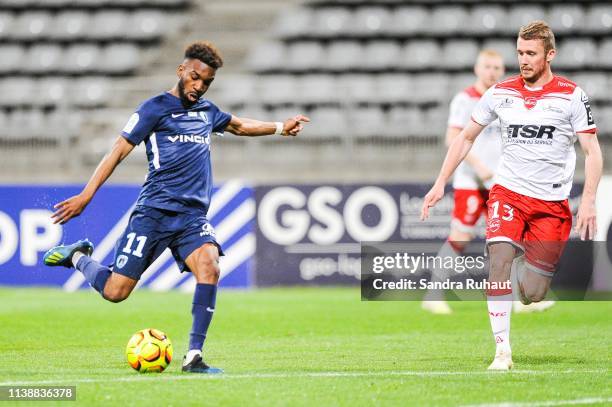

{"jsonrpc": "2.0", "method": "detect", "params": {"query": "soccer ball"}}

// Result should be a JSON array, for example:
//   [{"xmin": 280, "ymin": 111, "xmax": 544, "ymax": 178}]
[{"xmin": 125, "ymin": 328, "xmax": 173, "ymax": 373}]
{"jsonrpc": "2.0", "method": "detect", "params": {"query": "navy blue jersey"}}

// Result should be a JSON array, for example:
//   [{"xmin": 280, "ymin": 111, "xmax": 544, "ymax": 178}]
[{"xmin": 121, "ymin": 92, "xmax": 231, "ymax": 214}]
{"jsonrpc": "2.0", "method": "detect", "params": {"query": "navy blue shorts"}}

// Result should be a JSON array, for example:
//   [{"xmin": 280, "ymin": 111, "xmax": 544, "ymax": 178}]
[{"xmin": 111, "ymin": 205, "xmax": 223, "ymax": 280}]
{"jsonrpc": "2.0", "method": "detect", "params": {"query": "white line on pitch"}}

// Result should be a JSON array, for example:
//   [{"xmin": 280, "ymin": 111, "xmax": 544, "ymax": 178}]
[
  {"xmin": 0, "ymin": 369, "xmax": 607, "ymax": 386},
  {"xmin": 460, "ymin": 397, "xmax": 612, "ymax": 407}
]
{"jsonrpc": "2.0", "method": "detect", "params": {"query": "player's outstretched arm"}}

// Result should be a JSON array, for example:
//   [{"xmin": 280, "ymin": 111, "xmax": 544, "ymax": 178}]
[
  {"xmin": 420, "ymin": 120, "xmax": 485, "ymax": 221},
  {"xmin": 224, "ymin": 114, "xmax": 310, "ymax": 137},
  {"xmin": 576, "ymin": 131, "xmax": 603, "ymax": 240},
  {"xmin": 51, "ymin": 136, "xmax": 135, "ymax": 224}
]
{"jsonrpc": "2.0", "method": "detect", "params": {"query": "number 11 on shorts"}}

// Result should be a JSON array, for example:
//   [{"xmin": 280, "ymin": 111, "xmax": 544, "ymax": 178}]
[{"xmin": 122, "ymin": 233, "xmax": 147, "ymax": 258}]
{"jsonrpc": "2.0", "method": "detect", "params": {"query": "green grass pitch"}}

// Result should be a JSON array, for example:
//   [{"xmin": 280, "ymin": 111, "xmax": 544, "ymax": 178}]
[{"xmin": 0, "ymin": 287, "xmax": 610, "ymax": 406}]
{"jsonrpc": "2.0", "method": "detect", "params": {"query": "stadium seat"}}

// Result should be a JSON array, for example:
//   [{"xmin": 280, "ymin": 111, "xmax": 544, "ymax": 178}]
[
  {"xmin": 447, "ymin": 73, "xmax": 477, "ymax": 99},
  {"xmin": 594, "ymin": 106, "xmax": 612, "ymax": 138},
  {"xmin": 214, "ymin": 75, "xmax": 257, "ymax": 108},
  {"xmin": 349, "ymin": 7, "xmax": 391, "ymax": 37},
  {"xmin": 99, "ymin": 44, "xmax": 140, "ymax": 74},
  {"xmin": 585, "ymin": 4, "xmax": 612, "ymax": 34},
  {"xmin": 412, "ymin": 74, "xmax": 449, "ymax": 104},
  {"xmin": 305, "ymin": 107, "xmax": 347, "ymax": 139},
  {"xmin": 362, "ymin": 41, "xmax": 401, "ymax": 71},
  {"xmin": 573, "ymin": 73, "xmax": 608, "ymax": 103},
  {"xmin": 507, "ymin": 6, "xmax": 546, "ymax": 34},
  {"xmin": 50, "ymin": 11, "xmax": 90, "ymax": 40},
  {"xmin": 285, "ymin": 42, "xmax": 326, "ymax": 72},
  {"xmin": 339, "ymin": 74, "xmax": 376, "ymax": 104},
  {"xmin": 399, "ymin": 40, "xmax": 441, "ymax": 70},
  {"xmin": 0, "ymin": 11, "xmax": 15, "ymax": 38},
  {"xmin": 555, "ymin": 39, "xmax": 597, "ymax": 69},
  {"xmin": 257, "ymin": 75, "xmax": 297, "ymax": 106},
  {"xmin": 38, "ymin": 77, "xmax": 70, "ymax": 106},
  {"xmin": 441, "ymin": 40, "xmax": 480, "ymax": 69},
  {"xmin": 468, "ymin": 5, "xmax": 507, "ymax": 34},
  {"xmin": 481, "ymin": 39, "xmax": 517, "ymax": 66},
  {"xmin": 347, "ymin": 107, "xmax": 386, "ymax": 139},
  {"xmin": 63, "ymin": 44, "xmax": 100, "ymax": 74},
  {"xmin": 245, "ymin": 42, "xmax": 285, "ymax": 73},
  {"xmin": 598, "ymin": 39, "xmax": 612, "ymax": 68},
  {"xmin": 232, "ymin": 106, "xmax": 270, "ymax": 123},
  {"xmin": 0, "ymin": 45, "xmax": 26, "ymax": 73},
  {"xmin": 387, "ymin": 106, "xmax": 425, "ymax": 138},
  {"xmin": 326, "ymin": 41, "xmax": 362, "ymax": 72},
  {"xmin": 0, "ymin": 77, "xmax": 34, "ymax": 106},
  {"xmin": 376, "ymin": 74, "xmax": 413, "ymax": 104},
  {"xmin": 272, "ymin": 7, "xmax": 313, "ymax": 39},
  {"xmin": 425, "ymin": 6, "xmax": 470, "ymax": 35},
  {"xmin": 126, "ymin": 10, "xmax": 166, "ymax": 40},
  {"xmin": 422, "ymin": 107, "xmax": 448, "ymax": 138},
  {"xmin": 548, "ymin": 5, "xmax": 584, "ymax": 34},
  {"xmin": 12, "ymin": 11, "xmax": 52, "ymax": 40},
  {"xmin": 25, "ymin": 44, "xmax": 63, "ymax": 74},
  {"xmin": 298, "ymin": 75, "xmax": 341, "ymax": 105},
  {"xmin": 387, "ymin": 6, "xmax": 430, "ymax": 36},
  {"xmin": 313, "ymin": 7, "xmax": 352, "ymax": 37},
  {"xmin": 71, "ymin": 77, "xmax": 112, "ymax": 107},
  {"xmin": 88, "ymin": 10, "xmax": 129, "ymax": 39}
]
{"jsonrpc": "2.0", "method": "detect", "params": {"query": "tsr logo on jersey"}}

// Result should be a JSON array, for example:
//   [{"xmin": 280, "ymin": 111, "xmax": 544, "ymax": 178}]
[{"xmin": 507, "ymin": 125, "xmax": 556, "ymax": 139}]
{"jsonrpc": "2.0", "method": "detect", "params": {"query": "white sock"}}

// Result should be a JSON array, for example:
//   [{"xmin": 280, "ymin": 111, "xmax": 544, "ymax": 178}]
[
  {"xmin": 184, "ymin": 349, "xmax": 202, "ymax": 366},
  {"xmin": 487, "ymin": 293, "xmax": 512, "ymax": 353},
  {"xmin": 424, "ymin": 240, "xmax": 460, "ymax": 301},
  {"xmin": 72, "ymin": 251, "xmax": 85, "ymax": 268}
]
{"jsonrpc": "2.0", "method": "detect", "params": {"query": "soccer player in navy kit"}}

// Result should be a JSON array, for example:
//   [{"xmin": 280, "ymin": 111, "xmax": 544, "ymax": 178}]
[{"xmin": 43, "ymin": 41, "xmax": 309, "ymax": 373}]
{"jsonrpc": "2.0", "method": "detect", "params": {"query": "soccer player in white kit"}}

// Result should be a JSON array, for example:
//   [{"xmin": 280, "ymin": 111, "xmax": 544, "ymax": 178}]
[
  {"xmin": 420, "ymin": 21, "xmax": 603, "ymax": 370},
  {"xmin": 422, "ymin": 50, "xmax": 505, "ymax": 315}
]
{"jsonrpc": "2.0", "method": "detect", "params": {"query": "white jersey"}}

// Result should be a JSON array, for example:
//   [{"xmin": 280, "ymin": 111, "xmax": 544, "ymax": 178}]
[
  {"xmin": 448, "ymin": 86, "xmax": 502, "ymax": 190},
  {"xmin": 471, "ymin": 75, "xmax": 596, "ymax": 201}
]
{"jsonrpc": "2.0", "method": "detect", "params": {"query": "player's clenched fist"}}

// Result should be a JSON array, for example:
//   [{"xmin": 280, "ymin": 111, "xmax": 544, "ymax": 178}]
[
  {"xmin": 420, "ymin": 183, "xmax": 445, "ymax": 221},
  {"xmin": 282, "ymin": 115, "xmax": 310, "ymax": 136}
]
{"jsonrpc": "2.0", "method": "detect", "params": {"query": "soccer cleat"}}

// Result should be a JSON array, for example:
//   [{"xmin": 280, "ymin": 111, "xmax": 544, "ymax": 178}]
[
  {"xmin": 421, "ymin": 300, "xmax": 453, "ymax": 315},
  {"xmin": 513, "ymin": 300, "xmax": 555, "ymax": 313},
  {"xmin": 182, "ymin": 354, "xmax": 223, "ymax": 374},
  {"xmin": 43, "ymin": 239, "xmax": 94, "ymax": 268},
  {"xmin": 488, "ymin": 349, "xmax": 513, "ymax": 371}
]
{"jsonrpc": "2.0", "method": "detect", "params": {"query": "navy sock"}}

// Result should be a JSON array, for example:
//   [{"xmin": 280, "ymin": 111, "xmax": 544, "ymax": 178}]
[
  {"xmin": 189, "ymin": 283, "xmax": 217, "ymax": 351},
  {"xmin": 76, "ymin": 256, "xmax": 112, "ymax": 296}
]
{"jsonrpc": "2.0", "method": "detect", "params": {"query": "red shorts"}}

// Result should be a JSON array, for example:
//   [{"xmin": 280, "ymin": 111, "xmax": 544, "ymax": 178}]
[
  {"xmin": 485, "ymin": 184, "xmax": 572, "ymax": 275},
  {"xmin": 452, "ymin": 189, "xmax": 489, "ymax": 232}
]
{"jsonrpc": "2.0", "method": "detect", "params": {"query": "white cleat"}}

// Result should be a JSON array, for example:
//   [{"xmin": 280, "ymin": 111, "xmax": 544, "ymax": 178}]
[
  {"xmin": 421, "ymin": 300, "xmax": 453, "ymax": 315},
  {"xmin": 513, "ymin": 300, "xmax": 556, "ymax": 313},
  {"xmin": 488, "ymin": 350, "xmax": 513, "ymax": 371}
]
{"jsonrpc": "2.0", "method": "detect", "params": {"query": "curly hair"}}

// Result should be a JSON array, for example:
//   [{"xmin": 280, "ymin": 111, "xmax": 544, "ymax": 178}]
[{"xmin": 184, "ymin": 41, "xmax": 224, "ymax": 69}]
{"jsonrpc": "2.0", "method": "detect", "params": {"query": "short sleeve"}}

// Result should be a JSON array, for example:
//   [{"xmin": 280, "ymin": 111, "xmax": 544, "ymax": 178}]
[
  {"xmin": 447, "ymin": 93, "xmax": 473, "ymax": 128},
  {"xmin": 210, "ymin": 103, "xmax": 232, "ymax": 133},
  {"xmin": 470, "ymin": 87, "xmax": 498, "ymax": 127},
  {"xmin": 120, "ymin": 101, "xmax": 160, "ymax": 145},
  {"xmin": 570, "ymin": 86, "xmax": 597, "ymax": 134}
]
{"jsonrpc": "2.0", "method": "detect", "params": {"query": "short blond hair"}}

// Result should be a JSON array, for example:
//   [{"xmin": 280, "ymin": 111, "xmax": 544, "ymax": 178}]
[
  {"xmin": 518, "ymin": 20, "xmax": 556, "ymax": 54},
  {"xmin": 478, "ymin": 49, "xmax": 503, "ymax": 60}
]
